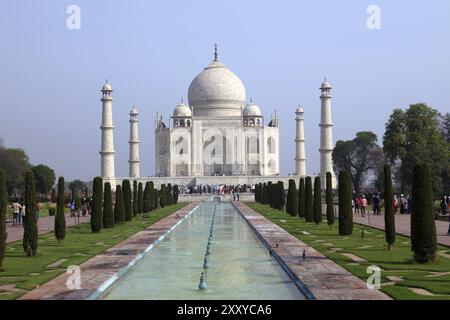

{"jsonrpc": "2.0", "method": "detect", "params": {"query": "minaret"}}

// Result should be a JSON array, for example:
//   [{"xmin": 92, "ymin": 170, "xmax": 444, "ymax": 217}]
[
  {"xmin": 128, "ymin": 106, "xmax": 140, "ymax": 177},
  {"xmin": 319, "ymin": 78, "xmax": 337, "ymax": 188},
  {"xmin": 295, "ymin": 106, "xmax": 306, "ymax": 176},
  {"xmin": 100, "ymin": 80, "xmax": 115, "ymax": 178}
]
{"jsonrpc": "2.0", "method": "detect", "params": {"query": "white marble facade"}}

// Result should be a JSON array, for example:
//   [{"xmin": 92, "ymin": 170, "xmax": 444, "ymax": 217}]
[
  {"xmin": 155, "ymin": 48, "xmax": 280, "ymax": 178},
  {"xmin": 99, "ymin": 47, "xmax": 338, "ymax": 189}
]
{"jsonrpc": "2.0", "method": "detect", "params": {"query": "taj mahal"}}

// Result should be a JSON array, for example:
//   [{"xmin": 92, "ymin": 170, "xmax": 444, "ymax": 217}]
[{"xmin": 99, "ymin": 46, "xmax": 337, "ymax": 189}]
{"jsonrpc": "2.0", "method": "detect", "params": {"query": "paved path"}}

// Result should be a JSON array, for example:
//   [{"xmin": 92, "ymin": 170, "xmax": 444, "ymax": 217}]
[
  {"xmin": 19, "ymin": 203, "xmax": 199, "ymax": 300},
  {"xmin": 353, "ymin": 213, "xmax": 450, "ymax": 247},
  {"xmin": 234, "ymin": 202, "xmax": 390, "ymax": 300},
  {"xmin": 6, "ymin": 213, "xmax": 91, "ymax": 244}
]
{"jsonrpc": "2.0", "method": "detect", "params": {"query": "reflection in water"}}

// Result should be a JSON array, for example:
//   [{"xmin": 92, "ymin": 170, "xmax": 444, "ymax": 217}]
[{"xmin": 101, "ymin": 202, "xmax": 305, "ymax": 300}]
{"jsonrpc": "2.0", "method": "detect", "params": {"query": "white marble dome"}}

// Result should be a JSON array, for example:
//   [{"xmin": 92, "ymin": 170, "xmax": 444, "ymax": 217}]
[
  {"xmin": 243, "ymin": 102, "xmax": 262, "ymax": 117},
  {"xmin": 130, "ymin": 106, "xmax": 139, "ymax": 115},
  {"xmin": 188, "ymin": 59, "xmax": 246, "ymax": 117},
  {"xmin": 173, "ymin": 102, "xmax": 192, "ymax": 117}
]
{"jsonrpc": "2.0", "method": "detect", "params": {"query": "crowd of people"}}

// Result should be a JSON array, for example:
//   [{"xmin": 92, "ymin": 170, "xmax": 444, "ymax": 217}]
[
  {"xmin": 352, "ymin": 192, "xmax": 450, "ymax": 217},
  {"xmin": 179, "ymin": 184, "xmax": 254, "ymax": 195}
]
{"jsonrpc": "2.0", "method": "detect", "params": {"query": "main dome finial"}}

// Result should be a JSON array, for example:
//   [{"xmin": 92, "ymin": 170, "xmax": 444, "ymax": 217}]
[{"xmin": 214, "ymin": 43, "xmax": 218, "ymax": 61}]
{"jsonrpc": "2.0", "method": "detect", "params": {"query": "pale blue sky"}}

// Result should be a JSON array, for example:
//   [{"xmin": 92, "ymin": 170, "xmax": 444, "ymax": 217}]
[{"xmin": 0, "ymin": 0, "xmax": 449, "ymax": 180}]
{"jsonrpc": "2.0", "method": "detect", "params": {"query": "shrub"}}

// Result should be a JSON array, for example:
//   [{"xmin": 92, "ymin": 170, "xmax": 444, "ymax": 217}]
[
  {"xmin": 0, "ymin": 169, "xmax": 7, "ymax": 271},
  {"xmin": 103, "ymin": 182, "xmax": 114, "ymax": 228},
  {"xmin": 55, "ymin": 177, "xmax": 66, "ymax": 244},
  {"xmin": 286, "ymin": 179, "xmax": 298, "ymax": 216},
  {"xmin": 384, "ymin": 165, "xmax": 395, "ymax": 250},
  {"xmin": 137, "ymin": 182, "xmax": 143, "ymax": 214},
  {"xmin": 326, "ymin": 172, "xmax": 335, "ymax": 227},
  {"xmin": 411, "ymin": 164, "xmax": 437, "ymax": 263},
  {"xmin": 122, "ymin": 180, "xmax": 132, "ymax": 222},
  {"xmin": 23, "ymin": 171, "xmax": 38, "ymax": 256},
  {"xmin": 338, "ymin": 170, "xmax": 353, "ymax": 235},
  {"xmin": 298, "ymin": 178, "xmax": 305, "ymax": 219},
  {"xmin": 304, "ymin": 177, "xmax": 313, "ymax": 222},
  {"xmin": 133, "ymin": 180, "xmax": 138, "ymax": 216},
  {"xmin": 91, "ymin": 177, "xmax": 103, "ymax": 233},
  {"xmin": 173, "ymin": 185, "xmax": 179, "ymax": 204},
  {"xmin": 48, "ymin": 208, "xmax": 56, "ymax": 216},
  {"xmin": 114, "ymin": 185, "xmax": 125, "ymax": 224},
  {"xmin": 313, "ymin": 177, "xmax": 322, "ymax": 224}
]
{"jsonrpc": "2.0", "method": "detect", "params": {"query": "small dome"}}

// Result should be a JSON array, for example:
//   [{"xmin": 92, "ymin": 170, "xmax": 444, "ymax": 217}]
[
  {"xmin": 130, "ymin": 106, "xmax": 139, "ymax": 115},
  {"xmin": 173, "ymin": 103, "xmax": 192, "ymax": 117},
  {"xmin": 102, "ymin": 82, "xmax": 112, "ymax": 91},
  {"xmin": 296, "ymin": 106, "xmax": 304, "ymax": 113},
  {"xmin": 243, "ymin": 102, "xmax": 262, "ymax": 117},
  {"xmin": 321, "ymin": 78, "xmax": 331, "ymax": 89}
]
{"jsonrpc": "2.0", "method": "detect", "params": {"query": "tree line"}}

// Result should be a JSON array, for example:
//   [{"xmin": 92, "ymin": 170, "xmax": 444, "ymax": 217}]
[{"xmin": 332, "ymin": 103, "xmax": 449, "ymax": 197}]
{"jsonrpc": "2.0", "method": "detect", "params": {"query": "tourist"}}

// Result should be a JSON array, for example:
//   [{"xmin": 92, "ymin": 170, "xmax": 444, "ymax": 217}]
[
  {"xmin": 400, "ymin": 194, "xmax": 406, "ymax": 214},
  {"xmin": 407, "ymin": 194, "xmax": 412, "ymax": 214},
  {"xmin": 237, "ymin": 191, "xmax": 240, "ymax": 202},
  {"xmin": 11, "ymin": 199, "xmax": 22, "ymax": 227},
  {"xmin": 360, "ymin": 195, "xmax": 367, "ymax": 217},
  {"xmin": 19, "ymin": 202, "xmax": 25, "ymax": 226},
  {"xmin": 393, "ymin": 194, "xmax": 398, "ymax": 213},
  {"xmin": 70, "ymin": 200, "xmax": 76, "ymax": 217},
  {"xmin": 354, "ymin": 195, "xmax": 360, "ymax": 214},
  {"xmin": 372, "ymin": 193, "xmax": 381, "ymax": 215},
  {"xmin": 232, "ymin": 191, "xmax": 236, "ymax": 201},
  {"xmin": 441, "ymin": 197, "xmax": 448, "ymax": 215}
]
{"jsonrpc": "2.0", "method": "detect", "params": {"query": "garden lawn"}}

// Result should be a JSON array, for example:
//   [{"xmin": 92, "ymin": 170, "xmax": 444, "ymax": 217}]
[
  {"xmin": 0, "ymin": 203, "xmax": 186, "ymax": 300},
  {"xmin": 246, "ymin": 202, "xmax": 450, "ymax": 300}
]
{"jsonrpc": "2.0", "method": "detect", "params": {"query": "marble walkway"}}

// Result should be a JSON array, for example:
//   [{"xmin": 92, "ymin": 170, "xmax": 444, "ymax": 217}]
[
  {"xmin": 352, "ymin": 213, "xmax": 450, "ymax": 247},
  {"xmin": 6, "ymin": 213, "xmax": 91, "ymax": 244}
]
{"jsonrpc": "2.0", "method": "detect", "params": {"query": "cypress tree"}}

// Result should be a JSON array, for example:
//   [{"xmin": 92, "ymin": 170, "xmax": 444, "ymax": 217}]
[
  {"xmin": 114, "ymin": 185, "xmax": 125, "ymax": 224},
  {"xmin": 304, "ymin": 177, "xmax": 313, "ymax": 222},
  {"xmin": 0, "ymin": 169, "xmax": 7, "ymax": 271},
  {"xmin": 122, "ymin": 180, "xmax": 132, "ymax": 221},
  {"xmin": 267, "ymin": 182, "xmax": 273, "ymax": 207},
  {"xmin": 262, "ymin": 183, "xmax": 267, "ymax": 204},
  {"xmin": 338, "ymin": 170, "xmax": 353, "ymax": 235},
  {"xmin": 103, "ymin": 182, "xmax": 114, "ymax": 228},
  {"xmin": 23, "ymin": 171, "xmax": 38, "ymax": 256},
  {"xmin": 167, "ymin": 184, "xmax": 173, "ymax": 205},
  {"xmin": 278, "ymin": 181, "xmax": 285, "ymax": 211},
  {"xmin": 132, "ymin": 180, "xmax": 138, "ymax": 216},
  {"xmin": 160, "ymin": 184, "xmax": 166, "ymax": 208},
  {"xmin": 313, "ymin": 177, "xmax": 322, "ymax": 224},
  {"xmin": 137, "ymin": 182, "xmax": 143, "ymax": 214},
  {"xmin": 326, "ymin": 172, "xmax": 335, "ymax": 228},
  {"xmin": 384, "ymin": 165, "xmax": 395, "ymax": 250},
  {"xmin": 149, "ymin": 181, "xmax": 155, "ymax": 210},
  {"xmin": 143, "ymin": 182, "xmax": 151, "ymax": 213},
  {"xmin": 411, "ymin": 164, "xmax": 437, "ymax": 263},
  {"xmin": 154, "ymin": 189, "xmax": 160, "ymax": 209},
  {"xmin": 55, "ymin": 177, "xmax": 66, "ymax": 244},
  {"xmin": 91, "ymin": 177, "xmax": 103, "ymax": 233},
  {"xmin": 298, "ymin": 178, "xmax": 305, "ymax": 219},
  {"xmin": 286, "ymin": 179, "xmax": 298, "ymax": 216},
  {"xmin": 173, "ymin": 185, "xmax": 179, "ymax": 204}
]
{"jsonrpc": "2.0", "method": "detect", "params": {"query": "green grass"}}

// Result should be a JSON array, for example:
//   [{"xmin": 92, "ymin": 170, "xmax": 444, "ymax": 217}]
[
  {"xmin": 0, "ymin": 203, "xmax": 187, "ymax": 300},
  {"xmin": 246, "ymin": 202, "xmax": 450, "ymax": 300}
]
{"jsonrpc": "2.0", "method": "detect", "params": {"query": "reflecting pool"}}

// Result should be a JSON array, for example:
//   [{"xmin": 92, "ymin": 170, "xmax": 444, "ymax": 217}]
[{"xmin": 101, "ymin": 201, "xmax": 305, "ymax": 300}]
